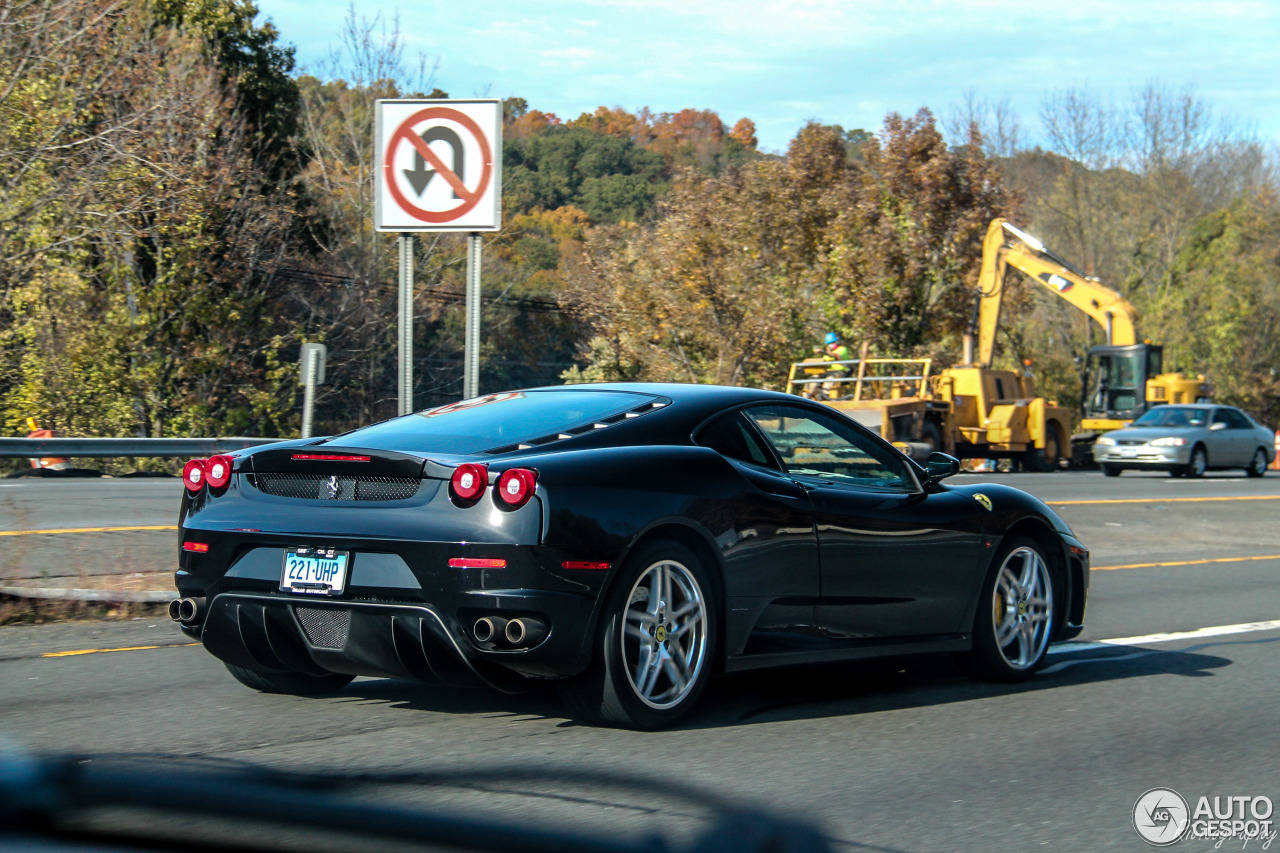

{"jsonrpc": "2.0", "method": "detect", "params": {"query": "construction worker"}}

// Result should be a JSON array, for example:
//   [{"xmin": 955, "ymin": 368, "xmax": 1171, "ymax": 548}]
[{"xmin": 822, "ymin": 332, "xmax": 852, "ymax": 399}]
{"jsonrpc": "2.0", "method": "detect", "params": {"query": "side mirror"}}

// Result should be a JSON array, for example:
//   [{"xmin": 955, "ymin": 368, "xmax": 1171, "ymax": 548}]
[
  {"xmin": 924, "ymin": 452, "xmax": 961, "ymax": 484},
  {"xmin": 1209, "ymin": 421, "xmax": 1227, "ymax": 431}
]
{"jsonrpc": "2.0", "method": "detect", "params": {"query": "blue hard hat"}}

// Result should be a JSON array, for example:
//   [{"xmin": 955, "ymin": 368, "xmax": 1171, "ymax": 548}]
[{"xmin": 824, "ymin": 332, "xmax": 840, "ymax": 345}]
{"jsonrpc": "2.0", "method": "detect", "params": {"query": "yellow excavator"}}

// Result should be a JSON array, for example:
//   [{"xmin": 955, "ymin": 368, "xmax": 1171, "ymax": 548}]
[{"xmin": 971, "ymin": 218, "xmax": 1211, "ymax": 461}]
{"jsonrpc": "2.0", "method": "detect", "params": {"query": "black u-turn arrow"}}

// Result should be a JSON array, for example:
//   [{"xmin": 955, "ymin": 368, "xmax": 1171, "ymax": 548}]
[{"xmin": 403, "ymin": 126, "xmax": 464, "ymax": 198}]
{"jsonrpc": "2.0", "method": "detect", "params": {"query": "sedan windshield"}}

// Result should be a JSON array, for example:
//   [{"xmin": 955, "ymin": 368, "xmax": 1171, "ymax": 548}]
[
  {"xmin": 1131, "ymin": 406, "xmax": 1207, "ymax": 428},
  {"xmin": 331, "ymin": 390, "xmax": 657, "ymax": 454}
]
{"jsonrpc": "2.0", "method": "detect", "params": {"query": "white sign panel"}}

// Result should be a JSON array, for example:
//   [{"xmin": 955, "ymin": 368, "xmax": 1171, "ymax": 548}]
[{"xmin": 374, "ymin": 99, "xmax": 502, "ymax": 232}]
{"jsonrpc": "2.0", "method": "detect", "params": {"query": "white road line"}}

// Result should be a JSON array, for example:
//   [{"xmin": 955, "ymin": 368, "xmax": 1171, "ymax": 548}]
[{"xmin": 1050, "ymin": 619, "xmax": 1280, "ymax": 655}]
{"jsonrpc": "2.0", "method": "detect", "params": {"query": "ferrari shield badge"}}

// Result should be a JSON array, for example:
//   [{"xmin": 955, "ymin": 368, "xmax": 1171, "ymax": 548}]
[{"xmin": 972, "ymin": 493, "xmax": 993, "ymax": 512}]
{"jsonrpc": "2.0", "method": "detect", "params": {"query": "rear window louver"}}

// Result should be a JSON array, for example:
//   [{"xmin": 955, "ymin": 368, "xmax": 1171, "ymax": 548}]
[{"xmin": 483, "ymin": 398, "xmax": 670, "ymax": 455}]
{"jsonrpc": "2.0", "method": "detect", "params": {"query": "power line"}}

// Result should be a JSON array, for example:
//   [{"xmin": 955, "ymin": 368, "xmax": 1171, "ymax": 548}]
[{"xmin": 262, "ymin": 266, "xmax": 571, "ymax": 314}]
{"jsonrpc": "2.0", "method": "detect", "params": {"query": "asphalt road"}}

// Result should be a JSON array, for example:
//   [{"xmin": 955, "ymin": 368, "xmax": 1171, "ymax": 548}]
[
  {"xmin": 0, "ymin": 478, "xmax": 181, "ymax": 592},
  {"xmin": 2, "ymin": 470, "xmax": 1279, "ymax": 851}
]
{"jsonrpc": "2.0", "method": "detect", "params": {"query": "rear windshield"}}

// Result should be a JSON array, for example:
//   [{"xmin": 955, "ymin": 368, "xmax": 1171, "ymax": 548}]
[
  {"xmin": 330, "ymin": 390, "xmax": 656, "ymax": 455},
  {"xmin": 1131, "ymin": 406, "xmax": 1208, "ymax": 427}
]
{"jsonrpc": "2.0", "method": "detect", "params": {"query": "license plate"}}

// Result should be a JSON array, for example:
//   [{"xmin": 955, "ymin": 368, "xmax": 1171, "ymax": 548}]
[
  {"xmin": 1121, "ymin": 448, "xmax": 1137, "ymax": 457},
  {"xmin": 280, "ymin": 547, "xmax": 349, "ymax": 595}
]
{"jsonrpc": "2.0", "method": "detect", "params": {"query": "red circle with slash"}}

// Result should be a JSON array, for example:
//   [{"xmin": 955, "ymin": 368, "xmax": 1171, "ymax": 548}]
[{"xmin": 384, "ymin": 107, "xmax": 493, "ymax": 223}]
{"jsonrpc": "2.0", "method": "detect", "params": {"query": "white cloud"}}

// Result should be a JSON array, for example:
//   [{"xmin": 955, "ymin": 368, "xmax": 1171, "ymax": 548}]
[{"xmin": 540, "ymin": 47, "xmax": 598, "ymax": 60}]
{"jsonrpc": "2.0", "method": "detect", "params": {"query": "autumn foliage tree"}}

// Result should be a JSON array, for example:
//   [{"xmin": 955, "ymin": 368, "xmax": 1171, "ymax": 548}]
[
  {"xmin": 563, "ymin": 113, "xmax": 1013, "ymax": 388},
  {"xmin": 0, "ymin": 0, "xmax": 302, "ymax": 439},
  {"xmin": 562, "ymin": 160, "xmax": 823, "ymax": 387},
  {"xmin": 826, "ymin": 110, "xmax": 1010, "ymax": 355},
  {"xmin": 1147, "ymin": 192, "xmax": 1280, "ymax": 422}
]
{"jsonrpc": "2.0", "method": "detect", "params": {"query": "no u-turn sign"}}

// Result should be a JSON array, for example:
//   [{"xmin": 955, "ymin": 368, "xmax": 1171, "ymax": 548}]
[{"xmin": 374, "ymin": 99, "xmax": 502, "ymax": 232}]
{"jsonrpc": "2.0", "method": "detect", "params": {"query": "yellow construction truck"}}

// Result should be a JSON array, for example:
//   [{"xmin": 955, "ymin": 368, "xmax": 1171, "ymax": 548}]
[
  {"xmin": 788, "ymin": 349, "xmax": 1072, "ymax": 471},
  {"xmin": 788, "ymin": 218, "xmax": 1208, "ymax": 470}
]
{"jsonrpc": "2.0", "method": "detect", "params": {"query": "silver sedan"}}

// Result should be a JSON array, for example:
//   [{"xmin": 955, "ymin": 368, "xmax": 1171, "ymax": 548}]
[{"xmin": 1092, "ymin": 404, "xmax": 1275, "ymax": 478}]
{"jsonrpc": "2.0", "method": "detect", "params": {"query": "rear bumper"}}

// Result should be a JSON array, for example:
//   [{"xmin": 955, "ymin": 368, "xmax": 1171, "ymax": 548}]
[{"xmin": 177, "ymin": 536, "xmax": 613, "ymax": 682}]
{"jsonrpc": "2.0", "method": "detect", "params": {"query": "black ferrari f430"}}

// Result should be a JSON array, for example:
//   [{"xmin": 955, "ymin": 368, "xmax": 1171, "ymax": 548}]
[{"xmin": 173, "ymin": 384, "xmax": 1089, "ymax": 729}]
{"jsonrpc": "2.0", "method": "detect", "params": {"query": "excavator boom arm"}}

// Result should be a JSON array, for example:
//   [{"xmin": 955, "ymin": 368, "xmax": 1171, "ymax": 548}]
[{"xmin": 975, "ymin": 219, "xmax": 1138, "ymax": 366}]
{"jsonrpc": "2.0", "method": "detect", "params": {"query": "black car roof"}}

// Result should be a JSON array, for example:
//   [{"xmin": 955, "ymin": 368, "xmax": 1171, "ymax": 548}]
[{"xmin": 309, "ymin": 383, "xmax": 814, "ymax": 461}]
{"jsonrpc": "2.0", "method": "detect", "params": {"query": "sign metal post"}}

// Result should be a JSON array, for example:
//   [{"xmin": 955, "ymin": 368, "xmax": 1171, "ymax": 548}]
[
  {"xmin": 464, "ymin": 233, "xmax": 482, "ymax": 399},
  {"xmin": 397, "ymin": 234, "xmax": 415, "ymax": 415}
]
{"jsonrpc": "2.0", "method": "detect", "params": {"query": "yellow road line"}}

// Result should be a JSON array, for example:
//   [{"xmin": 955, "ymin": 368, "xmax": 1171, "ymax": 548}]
[
  {"xmin": 42, "ymin": 643, "xmax": 199, "ymax": 658},
  {"xmin": 0, "ymin": 525, "xmax": 177, "ymax": 537},
  {"xmin": 1049, "ymin": 495, "xmax": 1280, "ymax": 506},
  {"xmin": 1094, "ymin": 554, "xmax": 1280, "ymax": 571}
]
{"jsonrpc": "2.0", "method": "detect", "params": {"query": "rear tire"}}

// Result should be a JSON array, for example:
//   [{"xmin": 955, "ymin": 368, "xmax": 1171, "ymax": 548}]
[
  {"xmin": 1024, "ymin": 426, "xmax": 1063, "ymax": 473},
  {"xmin": 224, "ymin": 663, "xmax": 353, "ymax": 695},
  {"xmin": 1246, "ymin": 448, "xmax": 1268, "ymax": 478},
  {"xmin": 1101, "ymin": 464, "xmax": 1121, "ymax": 477},
  {"xmin": 559, "ymin": 540, "xmax": 716, "ymax": 730}
]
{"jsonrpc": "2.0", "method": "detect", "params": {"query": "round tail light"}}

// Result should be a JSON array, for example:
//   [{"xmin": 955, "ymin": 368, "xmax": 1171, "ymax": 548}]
[
  {"xmin": 496, "ymin": 468, "xmax": 537, "ymax": 508},
  {"xmin": 182, "ymin": 458, "xmax": 207, "ymax": 493},
  {"xmin": 451, "ymin": 463, "xmax": 489, "ymax": 502},
  {"xmin": 205, "ymin": 454, "xmax": 234, "ymax": 490}
]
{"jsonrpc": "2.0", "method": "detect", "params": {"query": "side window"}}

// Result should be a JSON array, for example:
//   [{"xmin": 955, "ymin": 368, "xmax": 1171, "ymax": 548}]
[
  {"xmin": 742, "ymin": 405, "xmax": 915, "ymax": 492},
  {"xmin": 1225, "ymin": 409, "xmax": 1252, "ymax": 430},
  {"xmin": 1212, "ymin": 409, "xmax": 1231, "ymax": 427},
  {"xmin": 695, "ymin": 412, "xmax": 778, "ymax": 469}
]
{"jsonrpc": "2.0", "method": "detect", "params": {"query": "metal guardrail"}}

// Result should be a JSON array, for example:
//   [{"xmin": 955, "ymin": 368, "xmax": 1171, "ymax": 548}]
[{"xmin": 0, "ymin": 437, "xmax": 281, "ymax": 459}]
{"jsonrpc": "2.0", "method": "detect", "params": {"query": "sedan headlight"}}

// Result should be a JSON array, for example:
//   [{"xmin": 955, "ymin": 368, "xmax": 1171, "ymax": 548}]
[
  {"xmin": 1095, "ymin": 436, "xmax": 1116, "ymax": 446},
  {"xmin": 1150, "ymin": 436, "xmax": 1188, "ymax": 447}
]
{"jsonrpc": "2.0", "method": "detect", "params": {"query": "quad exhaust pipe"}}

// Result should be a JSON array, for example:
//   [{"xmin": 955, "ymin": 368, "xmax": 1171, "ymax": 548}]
[
  {"xmin": 168, "ymin": 597, "xmax": 206, "ymax": 626},
  {"xmin": 473, "ymin": 615, "xmax": 547, "ymax": 649}
]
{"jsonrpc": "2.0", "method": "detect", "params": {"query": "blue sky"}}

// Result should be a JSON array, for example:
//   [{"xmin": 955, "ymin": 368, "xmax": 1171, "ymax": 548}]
[{"xmin": 255, "ymin": 0, "xmax": 1280, "ymax": 153}]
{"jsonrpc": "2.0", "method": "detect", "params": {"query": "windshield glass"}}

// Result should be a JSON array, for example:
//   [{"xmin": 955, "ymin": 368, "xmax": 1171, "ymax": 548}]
[
  {"xmin": 1087, "ymin": 353, "xmax": 1144, "ymax": 414},
  {"xmin": 1131, "ymin": 406, "xmax": 1207, "ymax": 427},
  {"xmin": 331, "ymin": 390, "xmax": 656, "ymax": 454}
]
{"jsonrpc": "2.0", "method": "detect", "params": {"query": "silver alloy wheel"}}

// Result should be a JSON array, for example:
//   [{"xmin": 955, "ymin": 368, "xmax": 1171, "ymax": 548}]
[
  {"xmin": 991, "ymin": 546, "xmax": 1053, "ymax": 670},
  {"xmin": 620, "ymin": 559, "xmax": 708, "ymax": 710},
  {"xmin": 1251, "ymin": 449, "xmax": 1267, "ymax": 476}
]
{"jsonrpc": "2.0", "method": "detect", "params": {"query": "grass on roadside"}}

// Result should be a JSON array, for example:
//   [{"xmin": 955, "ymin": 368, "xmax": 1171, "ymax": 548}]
[{"xmin": 0, "ymin": 595, "xmax": 168, "ymax": 625}]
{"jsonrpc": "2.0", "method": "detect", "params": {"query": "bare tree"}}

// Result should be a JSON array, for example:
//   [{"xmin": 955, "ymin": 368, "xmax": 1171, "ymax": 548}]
[
  {"xmin": 946, "ymin": 90, "xmax": 1023, "ymax": 158},
  {"xmin": 288, "ymin": 4, "xmax": 460, "ymax": 426}
]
